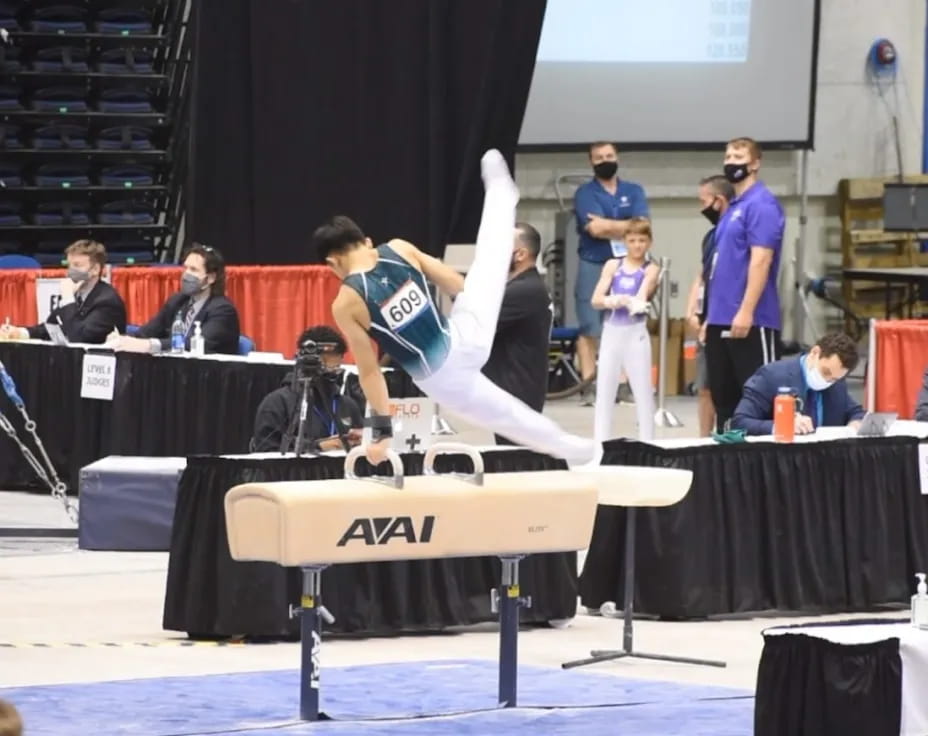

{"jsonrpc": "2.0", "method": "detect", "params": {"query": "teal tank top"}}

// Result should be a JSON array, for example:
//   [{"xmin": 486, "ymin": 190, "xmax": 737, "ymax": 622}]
[{"xmin": 343, "ymin": 244, "xmax": 451, "ymax": 380}]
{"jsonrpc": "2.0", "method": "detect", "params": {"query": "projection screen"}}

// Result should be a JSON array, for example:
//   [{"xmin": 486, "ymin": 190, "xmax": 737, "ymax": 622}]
[{"xmin": 519, "ymin": 0, "xmax": 820, "ymax": 149}]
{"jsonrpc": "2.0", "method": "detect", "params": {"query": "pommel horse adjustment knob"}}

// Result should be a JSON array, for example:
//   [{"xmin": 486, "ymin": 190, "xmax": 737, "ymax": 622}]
[{"xmin": 490, "ymin": 556, "xmax": 532, "ymax": 615}]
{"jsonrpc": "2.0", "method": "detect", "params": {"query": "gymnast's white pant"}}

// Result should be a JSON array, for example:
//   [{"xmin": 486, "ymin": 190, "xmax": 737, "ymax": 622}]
[
  {"xmin": 593, "ymin": 320, "xmax": 655, "ymax": 443},
  {"xmin": 415, "ymin": 179, "xmax": 596, "ymax": 464}
]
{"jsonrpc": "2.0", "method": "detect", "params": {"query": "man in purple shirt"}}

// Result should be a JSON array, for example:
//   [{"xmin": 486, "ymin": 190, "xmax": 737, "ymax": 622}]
[{"xmin": 705, "ymin": 137, "xmax": 785, "ymax": 432}]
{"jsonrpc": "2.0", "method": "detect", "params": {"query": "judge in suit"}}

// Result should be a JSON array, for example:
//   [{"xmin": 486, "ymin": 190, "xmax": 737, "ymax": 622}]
[
  {"xmin": 731, "ymin": 332, "xmax": 865, "ymax": 436},
  {"xmin": 108, "ymin": 243, "xmax": 240, "ymax": 354},
  {"xmin": 0, "ymin": 239, "xmax": 126, "ymax": 344}
]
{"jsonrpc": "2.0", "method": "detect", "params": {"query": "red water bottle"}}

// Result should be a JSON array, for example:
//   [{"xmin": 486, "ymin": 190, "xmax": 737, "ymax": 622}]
[{"xmin": 774, "ymin": 387, "xmax": 795, "ymax": 443}]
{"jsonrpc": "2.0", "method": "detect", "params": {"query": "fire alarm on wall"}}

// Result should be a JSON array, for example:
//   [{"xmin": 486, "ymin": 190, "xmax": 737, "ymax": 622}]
[{"xmin": 869, "ymin": 38, "xmax": 898, "ymax": 75}]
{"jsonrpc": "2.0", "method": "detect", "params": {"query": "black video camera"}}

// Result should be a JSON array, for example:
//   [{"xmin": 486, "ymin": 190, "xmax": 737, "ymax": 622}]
[{"xmin": 294, "ymin": 338, "xmax": 342, "ymax": 384}]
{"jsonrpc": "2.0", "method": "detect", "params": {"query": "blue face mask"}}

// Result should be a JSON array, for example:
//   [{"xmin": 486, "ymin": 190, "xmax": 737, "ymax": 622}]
[{"xmin": 802, "ymin": 354, "xmax": 833, "ymax": 391}]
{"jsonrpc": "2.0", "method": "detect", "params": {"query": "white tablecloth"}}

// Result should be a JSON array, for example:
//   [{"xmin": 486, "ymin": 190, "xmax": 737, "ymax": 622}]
[{"xmin": 645, "ymin": 421, "xmax": 928, "ymax": 450}]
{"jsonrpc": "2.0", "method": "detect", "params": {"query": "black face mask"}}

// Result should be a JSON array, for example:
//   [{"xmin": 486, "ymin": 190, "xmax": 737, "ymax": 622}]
[
  {"xmin": 723, "ymin": 163, "xmax": 750, "ymax": 183},
  {"xmin": 593, "ymin": 161, "xmax": 618, "ymax": 180},
  {"xmin": 701, "ymin": 204, "xmax": 721, "ymax": 225}
]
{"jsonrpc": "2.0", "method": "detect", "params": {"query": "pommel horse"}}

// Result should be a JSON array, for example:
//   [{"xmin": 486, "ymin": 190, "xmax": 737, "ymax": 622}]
[{"xmin": 224, "ymin": 443, "xmax": 600, "ymax": 721}]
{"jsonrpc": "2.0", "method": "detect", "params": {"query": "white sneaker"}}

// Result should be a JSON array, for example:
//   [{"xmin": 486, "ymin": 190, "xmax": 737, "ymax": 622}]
[{"xmin": 480, "ymin": 148, "xmax": 519, "ymax": 203}]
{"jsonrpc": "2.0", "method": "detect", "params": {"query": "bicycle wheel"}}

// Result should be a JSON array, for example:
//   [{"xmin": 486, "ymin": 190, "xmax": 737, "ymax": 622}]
[{"xmin": 547, "ymin": 364, "xmax": 596, "ymax": 400}]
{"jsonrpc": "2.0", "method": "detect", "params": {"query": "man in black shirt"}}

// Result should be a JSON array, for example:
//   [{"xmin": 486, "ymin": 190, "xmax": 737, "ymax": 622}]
[
  {"xmin": 685, "ymin": 175, "xmax": 734, "ymax": 436},
  {"xmin": 252, "ymin": 325, "xmax": 364, "ymax": 452},
  {"xmin": 482, "ymin": 221, "xmax": 553, "ymax": 444}
]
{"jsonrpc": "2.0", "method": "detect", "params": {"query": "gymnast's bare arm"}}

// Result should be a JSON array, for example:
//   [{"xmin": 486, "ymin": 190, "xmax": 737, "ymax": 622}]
[
  {"xmin": 332, "ymin": 288, "xmax": 392, "ymax": 419},
  {"xmin": 332, "ymin": 288, "xmax": 394, "ymax": 464},
  {"xmin": 389, "ymin": 238, "xmax": 465, "ymax": 298}
]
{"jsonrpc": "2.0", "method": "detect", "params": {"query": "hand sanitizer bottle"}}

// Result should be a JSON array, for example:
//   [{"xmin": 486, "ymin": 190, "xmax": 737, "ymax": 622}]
[
  {"xmin": 190, "ymin": 321, "xmax": 205, "ymax": 357},
  {"xmin": 912, "ymin": 573, "xmax": 928, "ymax": 629}
]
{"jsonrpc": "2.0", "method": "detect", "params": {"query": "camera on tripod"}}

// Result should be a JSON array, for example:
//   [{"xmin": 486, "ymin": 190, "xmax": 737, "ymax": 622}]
[{"xmin": 294, "ymin": 338, "xmax": 341, "ymax": 383}]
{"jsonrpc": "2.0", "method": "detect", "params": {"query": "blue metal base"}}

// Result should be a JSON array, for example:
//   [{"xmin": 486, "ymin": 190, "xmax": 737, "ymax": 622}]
[
  {"xmin": 495, "ymin": 557, "xmax": 531, "ymax": 708},
  {"xmin": 296, "ymin": 566, "xmax": 332, "ymax": 721}
]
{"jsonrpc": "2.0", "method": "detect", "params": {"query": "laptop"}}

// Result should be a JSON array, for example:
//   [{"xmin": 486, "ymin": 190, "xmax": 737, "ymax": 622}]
[
  {"xmin": 856, "ymin": 412, "xmax": 898, "ymax": 437},
  {"xmin": 45, "ymin": 322, "xmax": 68, "ymax": 346}
]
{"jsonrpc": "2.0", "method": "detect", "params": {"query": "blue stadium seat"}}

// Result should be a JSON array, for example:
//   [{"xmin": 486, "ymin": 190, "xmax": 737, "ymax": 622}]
[
  {"xmin": 550, "ymin": 326, "xmax": 580, "ymax": 341},
  {"xmin": 238, "ymin": 335, "xmax": 255, "ymax": 355},
  {"xmin": 125, "ymin": 324, "xmax": 140, "ymax": 336},
  {"xmin": 0, "ymin": 254, "xmax": 41, "ymax": 269}
]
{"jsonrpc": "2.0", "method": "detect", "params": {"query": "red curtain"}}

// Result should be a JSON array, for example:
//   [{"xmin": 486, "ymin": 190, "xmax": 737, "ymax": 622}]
[
  {"xmin": 0, "ymin": 269, "xmax": 43, "ymax": 325},
  {"xmin": 225, "ymin": 266, "xmax": 343, "ymax": 355},
  {"xmin": 0, "ymin": 266, "xmax": 343, "ymax": 356},
  {"xmin": 874, "ymin": 320, "xmax": 928, "ymax": 418}
]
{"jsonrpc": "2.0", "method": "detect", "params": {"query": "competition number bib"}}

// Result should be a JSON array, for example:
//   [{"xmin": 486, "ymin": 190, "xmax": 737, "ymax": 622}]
[{"xmin": 380, "ymin": 280, "xmax": 428, "ymax": 331}]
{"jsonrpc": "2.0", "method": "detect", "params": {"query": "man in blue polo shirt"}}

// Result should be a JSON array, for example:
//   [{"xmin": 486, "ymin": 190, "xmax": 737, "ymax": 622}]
[
  {"xmin": 573, "ymin": 141, "xmax": 649, "ymax": 397},
  {"xmin": 705, "ymin": 136, "xmax": 785, "ymax": 432}
]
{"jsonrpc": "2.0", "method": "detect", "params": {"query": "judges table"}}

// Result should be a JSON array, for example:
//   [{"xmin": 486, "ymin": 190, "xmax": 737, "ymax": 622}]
[
  {"xmin": 0, "ymin": 340, "xmax": 419, "ymax": 492},
  {"xmin": 0, "ymin": 341, "xmax": 288, "ymax": 491},
  {"xmin": 162, "ymin": 449, "xmax": 580, "ymax": 638},
  {"xmin": 580, "ymin": 427, "xmax": 928, "ymax": 618}
]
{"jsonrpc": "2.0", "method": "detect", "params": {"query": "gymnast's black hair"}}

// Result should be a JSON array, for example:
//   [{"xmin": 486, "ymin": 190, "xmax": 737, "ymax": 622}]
[{"xmin": 312, "ymin": 216, "xmax": 367, "ymax": 262}]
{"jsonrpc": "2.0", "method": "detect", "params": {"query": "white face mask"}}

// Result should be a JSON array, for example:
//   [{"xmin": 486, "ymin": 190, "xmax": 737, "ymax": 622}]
[{"xmin": 803, "ymin": 354, "xmax": 833, "ymax": 391}]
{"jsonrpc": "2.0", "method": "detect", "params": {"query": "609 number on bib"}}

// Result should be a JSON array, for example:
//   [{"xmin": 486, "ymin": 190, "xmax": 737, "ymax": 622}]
[{"xmin": 380, "ymin": 280, "xmax": 428, "ymax": 331}]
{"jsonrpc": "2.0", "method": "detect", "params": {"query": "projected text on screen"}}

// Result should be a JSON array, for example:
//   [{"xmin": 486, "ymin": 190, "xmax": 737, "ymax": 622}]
[{"xmin": 536, "ymin": 0, "xmax": 752, "ymax": 64}]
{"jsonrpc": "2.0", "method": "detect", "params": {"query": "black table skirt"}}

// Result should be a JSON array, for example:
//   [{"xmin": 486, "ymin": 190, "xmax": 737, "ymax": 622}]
[
  {"xmin": 579, "ymin": 437, "xmax": 928, "ymax": 618},
  {"xmin": 0, "ymin": 342, "xmax": 420, "ymax": 492},
  {"xmin": 754, "ymin": 622, "xmax": 903, "ymax": 736},
  {"xmin": 162, "ymin": 450, "xmax": 579, "ymax": 637}
]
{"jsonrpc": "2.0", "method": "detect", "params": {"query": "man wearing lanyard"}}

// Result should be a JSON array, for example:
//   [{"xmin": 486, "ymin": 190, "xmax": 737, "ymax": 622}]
[
  {"xmin": 686, "ymin": 174, "xmax": 734, "ymax": 436},
  {"xmin": 731, "ymin": 332, "xmax": 865, "ymax": 436},
  {"xmin": 573, "ymin": 141, "xmax": 650, "ymax": 402},
  {"xmin": 251, "ymin": 325, "xmax": 364, "ymax": 452}
]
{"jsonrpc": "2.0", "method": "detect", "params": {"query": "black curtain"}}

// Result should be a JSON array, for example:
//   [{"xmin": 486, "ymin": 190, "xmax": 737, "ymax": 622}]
[{"xmin": 187, "ymin": 0, "xmax": 546, "ymax": 264}]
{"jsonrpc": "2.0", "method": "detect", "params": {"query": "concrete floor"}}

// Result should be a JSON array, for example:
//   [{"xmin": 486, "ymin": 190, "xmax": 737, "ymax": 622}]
[{"xmin": 0, "ymin": 393, "xmax": 898, "ymax": 699}]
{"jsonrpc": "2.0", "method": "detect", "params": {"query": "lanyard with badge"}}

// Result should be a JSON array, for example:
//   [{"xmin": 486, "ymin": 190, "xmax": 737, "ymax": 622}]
[
  {"xmin": 313, "ymin": 397, "xmax": 339, "ymax": 436},
  {"xmin": 697, "ymin": 230, "xmax": 718, "ymax": 314},
  {"xmin": 708, "ymin": 213, "xmax": 731, "ymax": 284},
  {"xmin": 598, "ymin": 180, "xmax": 627, "ymax": 258}
]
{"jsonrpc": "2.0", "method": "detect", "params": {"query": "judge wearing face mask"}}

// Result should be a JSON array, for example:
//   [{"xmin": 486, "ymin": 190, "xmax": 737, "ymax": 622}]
[
  {"xmin": 107, "ymin": 243, "xmax": 240, "ymax": 354},
  {"xmin": 731, "ymin": 332, "xmax": 864, "ymax": 436},
  {"xmin": 0, "ymin": 239, "xmax": 126, "ymax": 344},
  {"xmin": 572, "ymin": 141, "xmax": 650, "ymax": 402}
]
